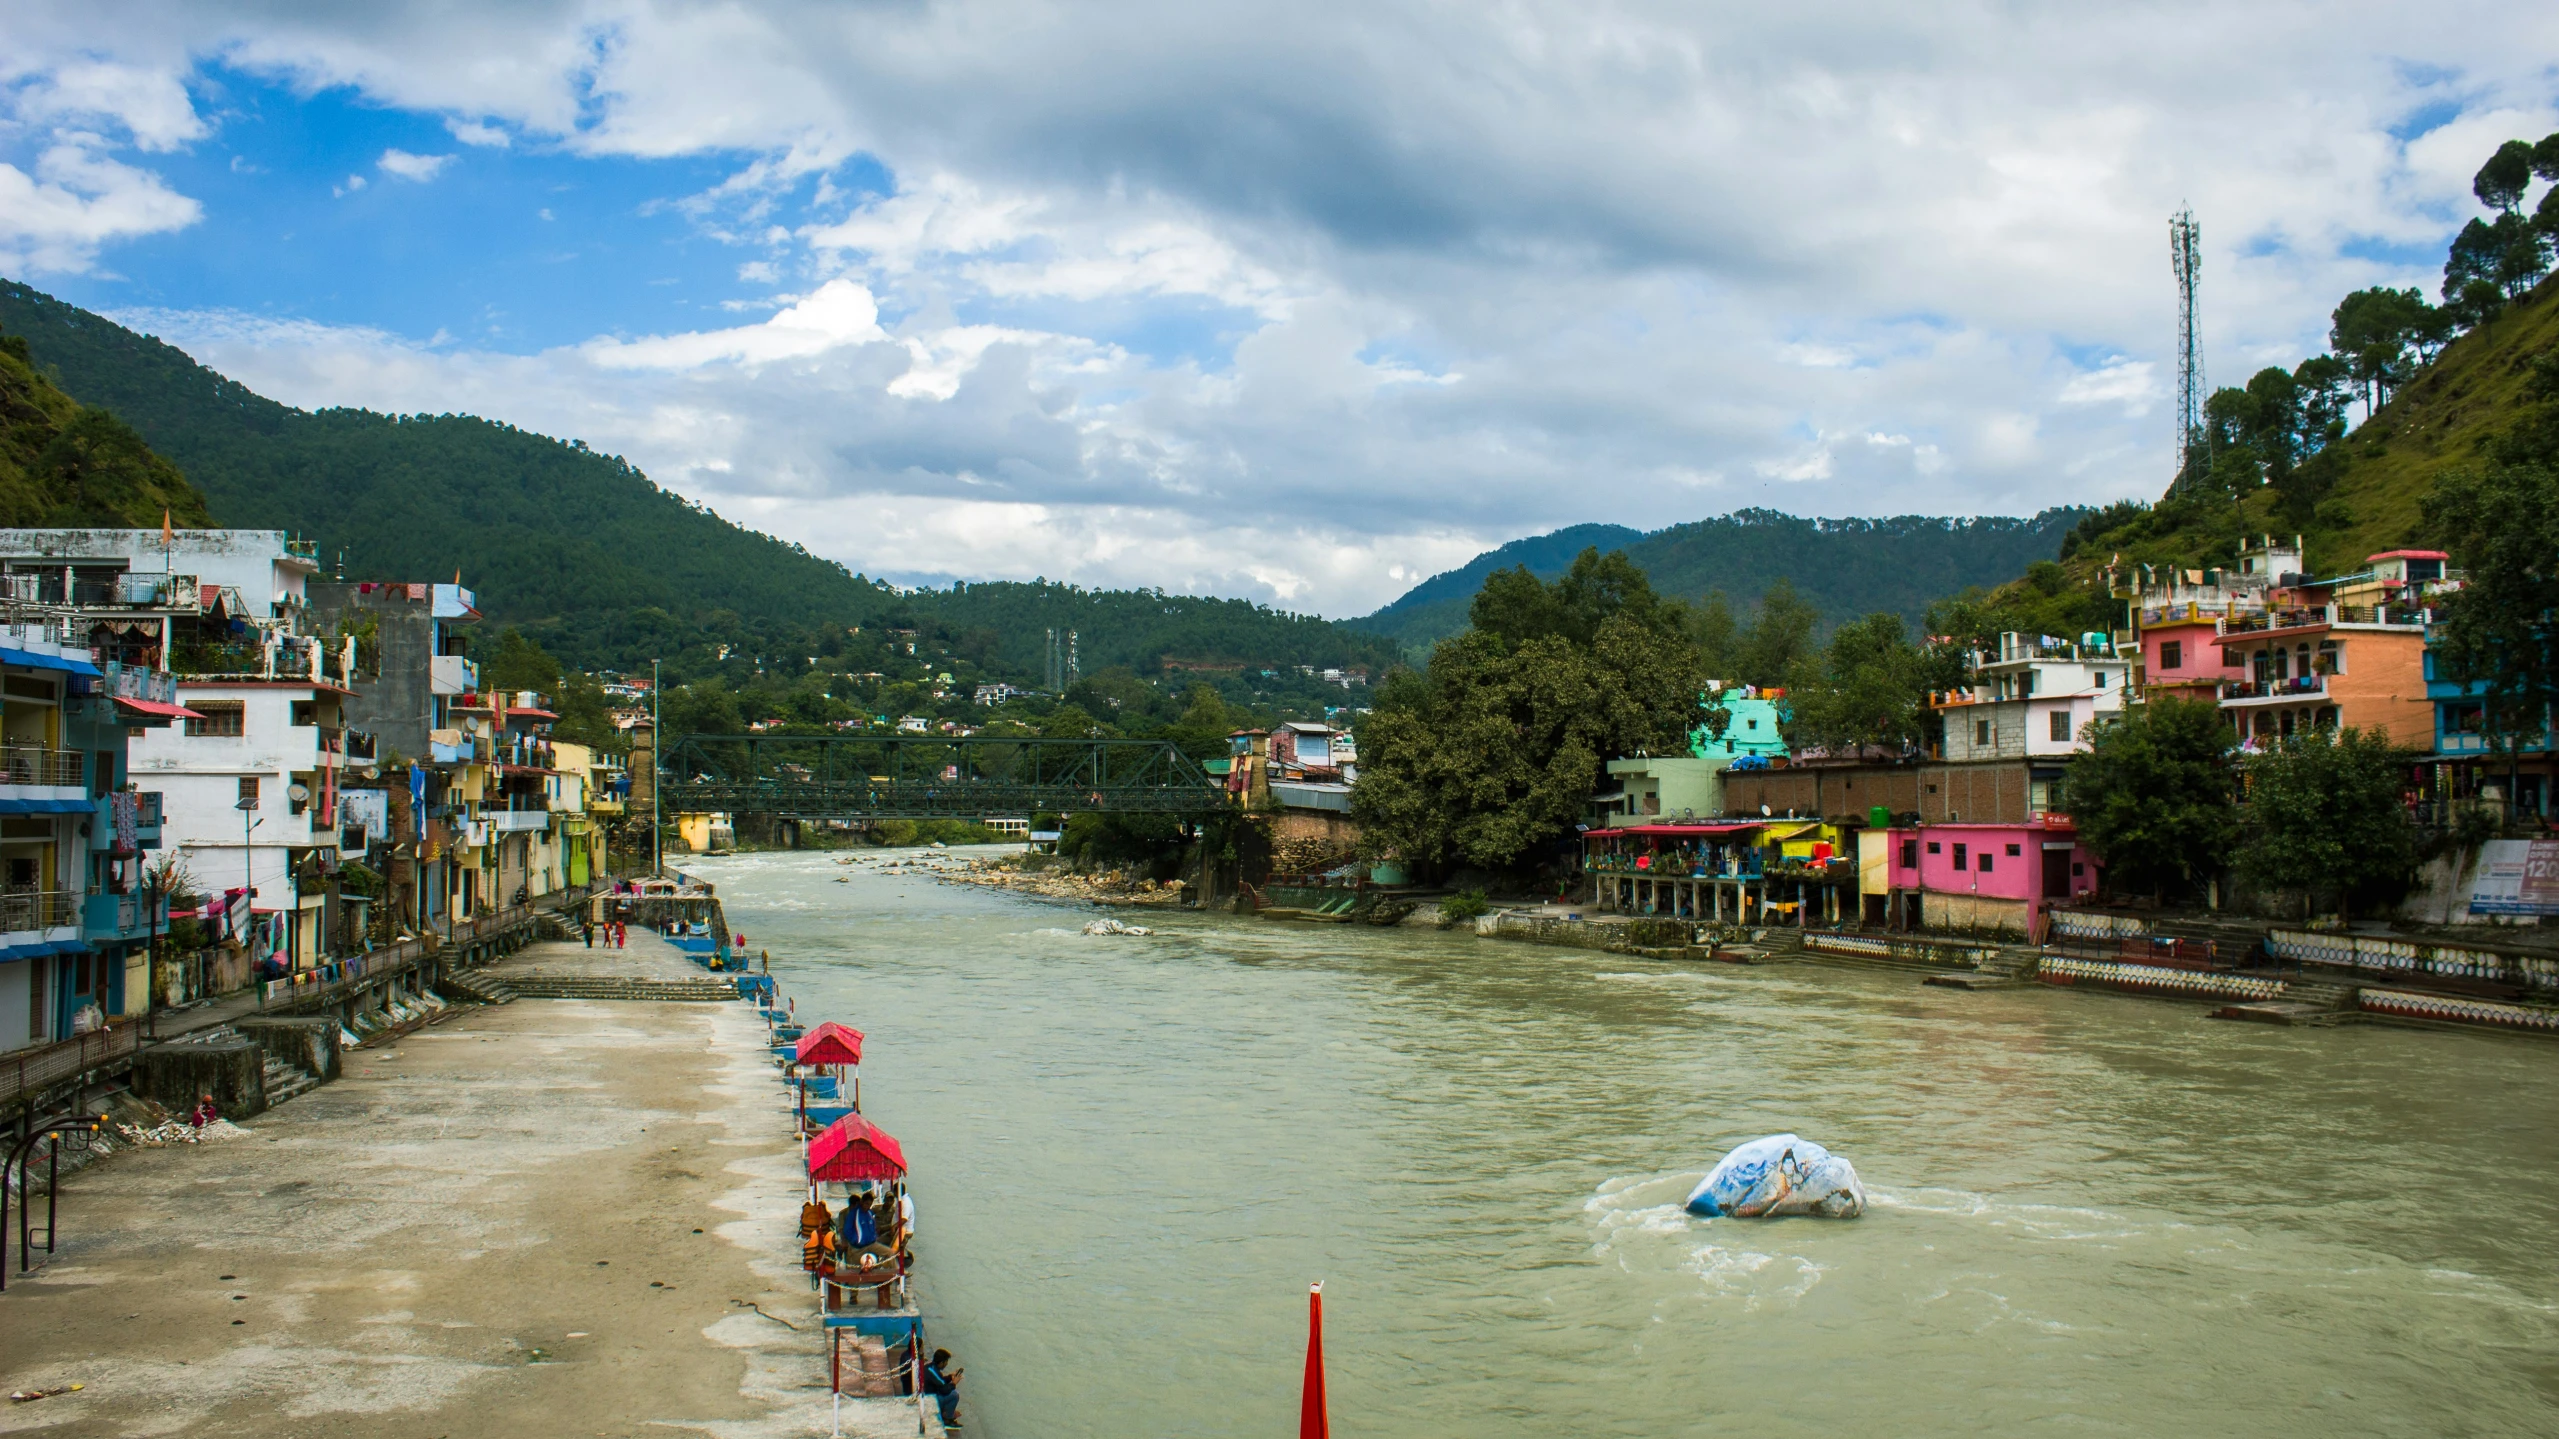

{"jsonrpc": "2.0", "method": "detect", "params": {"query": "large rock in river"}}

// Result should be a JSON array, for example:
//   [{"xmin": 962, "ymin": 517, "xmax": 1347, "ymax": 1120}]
[{"xmin": 1684, "ymin": 1134, "xmax": 1866, "ymax": 1218}]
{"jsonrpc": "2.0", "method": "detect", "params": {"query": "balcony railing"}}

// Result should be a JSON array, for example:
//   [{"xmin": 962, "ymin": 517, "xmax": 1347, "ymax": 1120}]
[
  {"xmin": 1, "ymin": 887, "xmax": 85, "ymax": 933},
  {"xmin": 0, "ymin": 744, "xmax": 84, "ymax": 787},
  {"xmin": 2221, "ymin": 676, "xmax": 2330, "ymax": 701}
]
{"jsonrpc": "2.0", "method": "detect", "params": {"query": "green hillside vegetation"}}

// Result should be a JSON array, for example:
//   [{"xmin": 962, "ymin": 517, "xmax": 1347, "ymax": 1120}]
[
  {"xmin": 0, "ymin": 281, "xmax": 1392, "ymax": 693},
  {"xmin": 1360, "ymin": 508, "xmax": 2084, "ymax": 652},
  {"xmin": 1960, "ymin": 129, "xmax": 2559, "ymax": 638},
  {"xmin": 0, "ymin": 327, "xmax": 212, "ymax": 528}
]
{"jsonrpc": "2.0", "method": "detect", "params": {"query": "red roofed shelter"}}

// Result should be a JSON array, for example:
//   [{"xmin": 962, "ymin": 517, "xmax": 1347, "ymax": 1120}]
[
  {"xmin": 807, "ymin": 1114, "xmax": 907, "ymax": 1183},
  {"xmin": 795, "ymin": 1021, "xmax": 864, "ymax": 1067}
]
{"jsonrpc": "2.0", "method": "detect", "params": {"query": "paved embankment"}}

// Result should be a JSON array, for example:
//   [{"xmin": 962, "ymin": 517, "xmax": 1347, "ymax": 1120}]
[{"xmin": 0, "ymin": 930, "xmax": 921, "ymax": 1437}]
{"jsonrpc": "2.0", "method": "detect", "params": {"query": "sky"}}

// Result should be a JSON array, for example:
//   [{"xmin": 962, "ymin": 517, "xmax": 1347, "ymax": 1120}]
[{"xmin": 2, "ymin": 3, "xmax": 2553, "ymax": 617}]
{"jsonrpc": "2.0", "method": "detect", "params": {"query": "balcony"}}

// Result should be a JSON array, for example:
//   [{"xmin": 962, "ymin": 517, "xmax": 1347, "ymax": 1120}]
[
  {"xmin": 1, "ymin": 887, "xmax": 84, "ymax": 935},
  {"xmin": 0, "ymin": 744, "xmax": 84, "ymax": 788},
  {"xmin": 93, "ymin": 791, "xmax": 163, "ymax": 854},
  {"xmin": 83, "ymin": 889, "xmax": 167, "ymax": 941},
  {"xmin": 486, "ymin": 809, "xmax": 552, "ymax": 833},
  {"xmin": 2221, "ymin": 676, "xmax": 2330, "ymax": 704},
  {"xmin": 431, "ymin": 653, "xmax": 480, "ymax": 696}
]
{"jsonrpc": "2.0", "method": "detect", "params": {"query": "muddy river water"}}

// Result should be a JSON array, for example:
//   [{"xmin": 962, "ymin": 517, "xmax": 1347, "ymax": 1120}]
[{"xmin": 695, "ymin": 850, "xmax": 2559, "ymax": 1437}]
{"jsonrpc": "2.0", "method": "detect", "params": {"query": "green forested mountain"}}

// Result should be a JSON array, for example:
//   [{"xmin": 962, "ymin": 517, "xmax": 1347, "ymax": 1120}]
[
  {"xmin": 1360, "ymin": 508, "xmax": 2086, "ymax": 649},
  {"xmin": 0, "ymin": 281, "xmax": 1393, "ymax": 683},
  {"xmin": 0, "ymin": 325, "xmax": 212, "ymax": 528}
]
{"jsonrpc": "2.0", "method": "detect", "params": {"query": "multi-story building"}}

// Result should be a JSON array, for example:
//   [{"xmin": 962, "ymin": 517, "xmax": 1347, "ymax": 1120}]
[{"xmin": 1930, "ymin": 632, "xmax": 2128, "ymax": 813}]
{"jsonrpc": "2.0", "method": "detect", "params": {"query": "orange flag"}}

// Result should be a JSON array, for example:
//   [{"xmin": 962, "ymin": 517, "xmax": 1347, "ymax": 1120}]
[
  {"xmin": 1300, "ymin": 1281, "xmax": 1328, "ymax": 1439},
  {"xmin": 161, "ymin": 509, "xmax": 172, "ymax": 545}
]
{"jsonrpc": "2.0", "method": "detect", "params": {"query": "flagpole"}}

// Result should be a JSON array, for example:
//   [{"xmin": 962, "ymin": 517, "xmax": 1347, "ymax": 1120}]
[{"xmin": 1300, "ymin": 1280, "xmax": 1328, "ymax": 1439}]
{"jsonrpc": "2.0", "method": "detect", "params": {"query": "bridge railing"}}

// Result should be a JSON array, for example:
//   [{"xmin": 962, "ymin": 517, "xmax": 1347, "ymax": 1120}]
[{"xmin": 656, "ymin": 733, "xmax": 1227, "ymax": 816}]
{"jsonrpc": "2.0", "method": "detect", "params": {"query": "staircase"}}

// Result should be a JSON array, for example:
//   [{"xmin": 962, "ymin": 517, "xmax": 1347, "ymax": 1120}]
[
  {"xmin": 436, "ymin": 973, "xmax": 519, "ymax": 1006},
  {"xmin": 497, "ymin": 975, "xmax": 740, "ymax": 1002},
  {"xmin": 1923, "ymin": 945, "xmax": 2042, "ymax": 990},
  {"xmin": 2211, "ymin": 979, "xmax": 2360, "ymax": 1027},
  {"xmin": 261, "ymin": 1053, "xmax": 320, "ymax": 1106}
]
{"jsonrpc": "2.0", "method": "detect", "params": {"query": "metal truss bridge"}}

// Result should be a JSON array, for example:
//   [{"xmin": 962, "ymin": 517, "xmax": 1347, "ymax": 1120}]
[{"xmin": 655, "ymin": 733, "xmax": 1227, "ymax": 819}]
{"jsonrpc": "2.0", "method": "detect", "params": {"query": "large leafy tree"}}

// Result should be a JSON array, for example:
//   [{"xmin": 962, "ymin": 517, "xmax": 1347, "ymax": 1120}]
[
  {"xmin": 1354, "ymin": 549, "xmax": 1701, "ymax": 874},
  {"xmin": 2063, "ymin": 699, "xmax": 2239, "ymax": 900},
  {"xmin": 2237, "ymin": 728, "xmax": 2418, "ymax": 917},
  {"xmin": 1781, "ymin": 613, "xmax": 1951, "ymax": 756}
]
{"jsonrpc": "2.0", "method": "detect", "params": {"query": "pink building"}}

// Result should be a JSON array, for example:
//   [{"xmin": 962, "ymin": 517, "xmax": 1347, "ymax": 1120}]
[{"xmin": 1881, "ymin": 820, "xmax": 2101, "ymax": 937}]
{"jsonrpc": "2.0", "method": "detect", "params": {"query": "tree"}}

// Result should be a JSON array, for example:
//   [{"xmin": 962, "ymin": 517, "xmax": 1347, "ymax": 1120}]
[
  {"xmin": 1736, "ymin": 577, "xmax": 1820, "ymax": 687},
  {"xmin": 2237, "ymin": 728, "xmax": 2419, "ymax": 917},
  {"xmin": 2474, "ymin": 138, "xmax": 2536, "ymax": 214},
  {"xmin": 2063, "ymin": 699, "xmax": 2239, "ymax": 900},
  {"xmin": 2330, "ymin": 287, "xmax": 2437, "ymax": 413},
  {"xmin": 1781, "ymin": 613, "xmax": 1939, "ymax": 756},
  {"xmin": 1685, "ymin": 590, "xmax": 1741, "ymax": 679},
  {"xmin": 2421, "ymin": 364, "xmax": 2559, "ymax": 800},
  {"xmin": 1355, "ymin": 555, "xmax": 1701, "ymax": 874},
  {"xmin": 479, "ymin": 626, "xmax": 563, "ymax": 696}
]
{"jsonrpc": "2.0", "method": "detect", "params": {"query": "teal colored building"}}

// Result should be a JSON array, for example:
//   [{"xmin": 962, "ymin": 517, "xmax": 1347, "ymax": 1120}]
[{"xmin": 1692, "ymin": 692, "xmax": 1789, "ymax": 763}]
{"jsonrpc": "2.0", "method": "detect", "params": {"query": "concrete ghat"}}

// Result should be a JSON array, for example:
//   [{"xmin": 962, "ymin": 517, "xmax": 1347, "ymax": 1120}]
[{"xmin": 0, "ymin": 930, "xmax": 930, "ymax": 1437}]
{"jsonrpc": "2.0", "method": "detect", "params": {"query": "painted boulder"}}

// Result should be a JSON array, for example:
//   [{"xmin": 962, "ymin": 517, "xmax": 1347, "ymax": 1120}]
[{"xmin": 1684, "ymin": 1134, "xmax": 1866, "ymax": 1218}]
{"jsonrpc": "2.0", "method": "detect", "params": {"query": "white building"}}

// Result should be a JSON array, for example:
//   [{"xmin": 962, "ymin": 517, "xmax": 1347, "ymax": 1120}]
[{"xmin": 1934, "ymin": 632, "xmax": 2130, "ymax": 811}]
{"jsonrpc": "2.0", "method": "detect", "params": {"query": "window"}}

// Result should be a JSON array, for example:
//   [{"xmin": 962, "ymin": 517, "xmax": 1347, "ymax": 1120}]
[
  {"xmin": 2050, "ymin": 711, "xmax": 2071, "ymax": 742},
  {"xmin": 237, "ymin": 776, "xmax": 260, "ymax": 805},
  {"xmin": 2072, "ymin": 862, "xmax": 2085, "ymax": 876},
  {"xmin": 1978, "ymin": 852, "xmax": 1993, "ymax": 873},
  {"xmin": 290, "ymin": 700, "xmax": 317, "ymax": 727},
  {"xmin": 1745, "ymin": 718, "xmax": 1758, "ymax": 730},
  {"xmin": 187, "ymin": 702, "xmax": 245, "ymax": 737},
  {"xmin": 1975, "ymin": 719, "xmax": 1991, "ymax": 746},
  {"xmin": 2095, "ymin": 671, "xmax": 2109, "ymax": 688},
  {"xmin": 1952, "ymin": 843, "xmax": 1967, "ymax": 869},
  {"xmin": 1900, "ymin": 840, "xmax": 1918, "ymax": 868},
  {"xmin": 1926, "ymin": 841, "xmax": 1942, "ymax": 855},
  {"xmin": 2160, "ymin": 640, "xmax": 2183, "ymax": 671},
  {"xmin": 2006, "ymin": 843, "xmax": 2022, "ymax": 856}
]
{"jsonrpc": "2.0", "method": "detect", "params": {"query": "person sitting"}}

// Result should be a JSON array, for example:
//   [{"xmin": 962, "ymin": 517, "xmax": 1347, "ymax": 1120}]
[
  {"xmin": 921, "ymin": 1349, "xmax": 962, "ymax": 1429},
  {"xmin": 840, "ymin": 1197, "xmax": 878, "ymax": 1250}
]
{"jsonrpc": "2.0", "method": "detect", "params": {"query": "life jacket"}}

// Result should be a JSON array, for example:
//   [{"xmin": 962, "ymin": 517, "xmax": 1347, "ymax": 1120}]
[
  {"xmin": 799, "ymin": 1200, "xmax": 830, "ymax": 1235},
  {"xmin": 802, "ymin": 1228, "xmax": 828, "ymax": 1269}
]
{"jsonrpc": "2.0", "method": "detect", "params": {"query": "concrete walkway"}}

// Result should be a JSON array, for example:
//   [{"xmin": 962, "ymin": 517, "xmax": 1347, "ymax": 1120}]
[{"xmin": 497, "ymin": 924, "xmax": 720, "ymax": 984}]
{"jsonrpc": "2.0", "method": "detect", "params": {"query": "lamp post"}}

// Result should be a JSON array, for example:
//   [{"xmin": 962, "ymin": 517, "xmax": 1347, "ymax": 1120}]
[{"xmin": 235, "ymin": 795, "xmax": 260, "ymax": 965}]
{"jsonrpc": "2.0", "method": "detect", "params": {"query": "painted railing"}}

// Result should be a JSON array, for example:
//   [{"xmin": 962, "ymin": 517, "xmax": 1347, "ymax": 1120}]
[
  {"xmin": 2266, "ymin": 929, "xmax": 2559, "ymax": 993},
  {"xmin": 2038, "ymin": 956, "xmax": 2284, "ymax": 1001},
  {"xmin": 0, "ymin": 1025, "xmax": 138, "ymax": 1108}
]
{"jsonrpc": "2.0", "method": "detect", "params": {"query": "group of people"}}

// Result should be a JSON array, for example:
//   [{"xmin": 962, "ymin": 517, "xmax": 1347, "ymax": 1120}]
[
  {"xmin": 579, "ymin": 915, "xmax": 631, "ymax": 948},
  {"xmin": 799, "ymin": 1185, "xmax": 957, "ymax": 1423}
]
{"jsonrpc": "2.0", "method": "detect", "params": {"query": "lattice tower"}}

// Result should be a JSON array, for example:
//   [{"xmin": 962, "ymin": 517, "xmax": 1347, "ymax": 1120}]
[{"xmin": 2170, "ymin": 208, "xmax": 2203, "ymax": 489}]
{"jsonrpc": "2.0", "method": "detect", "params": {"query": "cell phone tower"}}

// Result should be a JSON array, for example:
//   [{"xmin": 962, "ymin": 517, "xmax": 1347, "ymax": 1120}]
[{"xmin": 2170, "ymin": 208, "xmax": 2203, "ymax": 490}]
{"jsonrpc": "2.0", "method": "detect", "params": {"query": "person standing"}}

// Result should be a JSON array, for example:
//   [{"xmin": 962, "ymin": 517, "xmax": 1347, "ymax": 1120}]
[{"xmin": 921, "ymin": 1349, "xmax": 962, "ymax": 1429}]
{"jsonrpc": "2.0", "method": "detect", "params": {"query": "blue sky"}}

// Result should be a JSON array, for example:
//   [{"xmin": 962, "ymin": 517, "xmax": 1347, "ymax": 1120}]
[{"xmin": 2, "ymin": 3, "xmax": 2552, "ymax": 614}]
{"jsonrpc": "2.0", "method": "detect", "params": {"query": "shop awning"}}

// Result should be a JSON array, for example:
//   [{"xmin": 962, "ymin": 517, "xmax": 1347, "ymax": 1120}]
[
  {"xmin": 807, "ymin": 1114, "xmax": 907, "ymax": 1181},
  {"xmin": 1760, "ymin": 823, "xmax": 1821, "ymax": 842},
  {"xmin": 115, "ymin": 696, "xmax": 205, "ymax": 721},
  {"xmin": 1588, "ymin": 822, "xmax": 1768, "ymax": 839},
  {"xmin": 0, "ymin": 647, "xmax": 101, "ymax": 677},
  {"xmin": 0, "ymin": 797, "xmax": 100, "ymax": 814},
  {"xmin": 796, "ymin": 1021, "xmax": 865, "ymax": 1067}
]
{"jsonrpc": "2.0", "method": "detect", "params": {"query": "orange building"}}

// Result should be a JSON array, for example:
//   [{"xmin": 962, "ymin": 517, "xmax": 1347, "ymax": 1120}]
[{"xmin": 2216, "ymin": 611, "xmax": 2432, "ymax": 749}]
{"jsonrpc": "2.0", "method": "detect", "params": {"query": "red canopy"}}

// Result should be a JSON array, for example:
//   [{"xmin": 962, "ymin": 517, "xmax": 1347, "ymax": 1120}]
[
  {"xmin": 115, "ymin": 696, "xmax": 206, "ymax": 720},
  {"xmin": 807, "ymin": 1114, "xmax": 907, "ymax": 1181},
  {"xmin": 796, "ymin": 1021, "xmax": 864, "ymax": 1067}
]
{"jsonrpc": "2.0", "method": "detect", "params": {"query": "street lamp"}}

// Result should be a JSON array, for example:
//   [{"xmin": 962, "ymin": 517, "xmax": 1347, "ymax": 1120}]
[{"xmin": 235, "ymin": 795, "xmax": 261, "ymax": 966}]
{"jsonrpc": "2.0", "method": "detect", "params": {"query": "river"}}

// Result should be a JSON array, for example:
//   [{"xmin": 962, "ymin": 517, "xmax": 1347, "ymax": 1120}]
[{"xmin": 693, "ymin": 849, "xmax": 2559, "ymax": 1437}]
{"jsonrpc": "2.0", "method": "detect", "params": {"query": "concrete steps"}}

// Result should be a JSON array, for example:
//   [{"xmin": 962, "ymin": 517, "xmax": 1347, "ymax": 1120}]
[
  {"xmin": 261, "ymin": 1054, "xmax": 320, "ymax": 1106},
  {"xmin": 2212, "ymin": 980, "xmax": 2360, "ymax": 1026},
  {"xmin": 435, "ymin": 973, "xmax": 519, "ymax": 1006},
  {"xmin": 498, "ymin": 976, "xmax": 740, "ymax": 1002}
]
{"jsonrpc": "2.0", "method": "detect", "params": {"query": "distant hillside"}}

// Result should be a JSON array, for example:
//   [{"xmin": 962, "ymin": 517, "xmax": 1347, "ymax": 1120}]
[
  {"xmin": 1359, "ymin": 508, "xmax": 2085, "ymax": 649},
  {"xmin": 2048, "ymin": 270, "xmax": 2559, "ymax": 581},
  {"xmin": 0, "ymin": 281, "xmax": 1393, "ymax": 682},
  {"xmin": 0, "ymin": 323, "xmax": 211, "ymax": 529}
]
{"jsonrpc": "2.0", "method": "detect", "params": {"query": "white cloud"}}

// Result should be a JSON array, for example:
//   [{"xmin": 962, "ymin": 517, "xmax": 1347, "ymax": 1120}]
[
  {"xmin": 2058, "ymin": 359, "xmax": 2160, "ymax": 415},
  {"xmin": 444, "ymin": 118, "xmax": 509, "ymax": 148},
  {"xmin": 17, "ymin": 2, "xmax": 2559, "ymax": 609},
  {"xmin": 332, "ymin": 172, "xmax": 367, "ymax": 197},
  {"xmin": 376, "ymin": 148, "xmax": 454, "ymax": 182},
  {"xmin": 0, "ymin": 136, "xmax": 202, "ymax": 273},
  {"xmin": 583, "ymin": 277, "xmax": 889, "ymax": 369}
]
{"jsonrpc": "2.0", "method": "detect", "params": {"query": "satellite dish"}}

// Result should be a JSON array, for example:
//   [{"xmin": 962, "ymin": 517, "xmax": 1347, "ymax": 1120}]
[
  {"xmin": 362, "ymin": 766, "xmax": 381, "ymax": 780},
  {"xmin": 1760, "ymin": 804, "xmax": 1771, "ymax": 817},
  {"xmin": 288, "ymin": 782, "xmax": 311, "ymax": 803}
]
